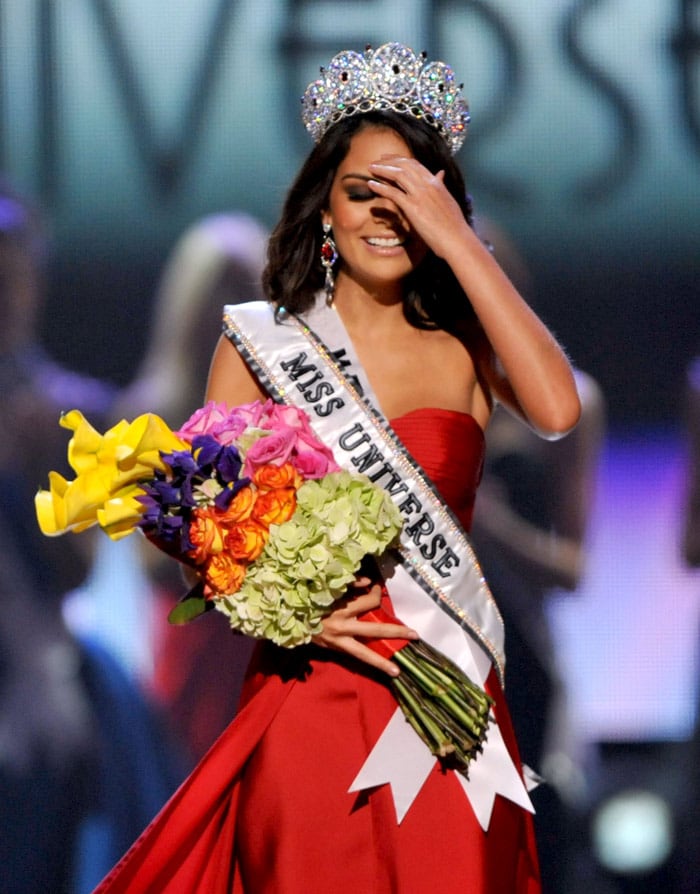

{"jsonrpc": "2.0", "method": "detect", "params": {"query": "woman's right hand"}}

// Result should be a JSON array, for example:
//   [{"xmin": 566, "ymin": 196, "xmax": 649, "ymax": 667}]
[{"xmin": 311, "ymin": 578, "xmax": 418, "ymax": 677}]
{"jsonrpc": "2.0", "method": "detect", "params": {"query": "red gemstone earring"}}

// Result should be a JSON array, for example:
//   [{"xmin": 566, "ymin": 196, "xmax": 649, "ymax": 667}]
[{"xmin": 320, "ymin": 222, "xmax": 338, "ymax": 306}]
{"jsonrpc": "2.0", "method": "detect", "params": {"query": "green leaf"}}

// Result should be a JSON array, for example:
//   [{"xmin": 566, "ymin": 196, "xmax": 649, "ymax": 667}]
[{"xmin": 167, "ymin": 581, "xmax": 211, "ymax": 625}]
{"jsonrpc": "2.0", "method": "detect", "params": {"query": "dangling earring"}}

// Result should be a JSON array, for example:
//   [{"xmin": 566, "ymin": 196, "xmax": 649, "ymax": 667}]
[{"xmin": 320, "ymin": 222, "xmax": 338, "ymax": 306}]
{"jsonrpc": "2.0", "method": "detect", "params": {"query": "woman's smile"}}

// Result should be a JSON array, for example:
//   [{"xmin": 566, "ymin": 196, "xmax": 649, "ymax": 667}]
[
  {"xmin": 365, "ymin": 235, "xmax": 406, "ymax": 249},
  {"xmin": 362, "ymin": 233, "xmax": 409, "ymax": 259}
]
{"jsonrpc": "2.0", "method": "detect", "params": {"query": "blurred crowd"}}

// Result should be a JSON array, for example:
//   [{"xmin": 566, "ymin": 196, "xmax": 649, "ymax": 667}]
[{"xmin": 0, "ymin": 182, "xmax": 266, "ymax": 893}]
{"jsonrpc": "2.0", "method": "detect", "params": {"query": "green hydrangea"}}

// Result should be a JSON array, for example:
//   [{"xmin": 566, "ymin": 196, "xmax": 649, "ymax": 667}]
[{"xmin": 214, "ymin": 470, "xmax": 403, "ymax": 647}]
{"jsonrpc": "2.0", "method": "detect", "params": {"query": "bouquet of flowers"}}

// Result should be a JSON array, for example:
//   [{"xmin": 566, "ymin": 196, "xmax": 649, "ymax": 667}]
[{"xmin": 35, "ymin": 399, "xmax": 492, "ymax": 774}]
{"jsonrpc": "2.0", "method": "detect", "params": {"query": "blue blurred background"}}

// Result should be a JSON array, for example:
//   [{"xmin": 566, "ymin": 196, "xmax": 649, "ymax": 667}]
[{"xmin": 2, "ymin": 1, "xmax": 699, "ymax": 891}]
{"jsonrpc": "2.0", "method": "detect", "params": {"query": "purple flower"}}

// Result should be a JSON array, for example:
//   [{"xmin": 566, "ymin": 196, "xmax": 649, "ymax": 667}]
[
  {"xmin": 191, "ymin": 434, "xmax": 222, "ymax": 468},
  {"xmin": 136, "ymin": 489, "xmax": 194, "ymax": 553},
  {"xmin": 190, "ymin": 435, "xmax": 244, "ymax": 481}
]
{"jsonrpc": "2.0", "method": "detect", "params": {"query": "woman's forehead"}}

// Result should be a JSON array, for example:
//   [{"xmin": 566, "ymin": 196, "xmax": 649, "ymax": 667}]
[{"xmin": 337, "ymin": 126, "xmax": 412, "ymax": 170}]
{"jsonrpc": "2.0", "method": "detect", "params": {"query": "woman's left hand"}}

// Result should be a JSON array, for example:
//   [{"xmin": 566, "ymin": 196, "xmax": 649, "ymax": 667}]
[
  {"xmin": 367, "ymin": 155, "xmax": 473, "ymax": 260},
  {"xmin": 311, "ymin": 577, "xmax": 418, "ymax": 676}
]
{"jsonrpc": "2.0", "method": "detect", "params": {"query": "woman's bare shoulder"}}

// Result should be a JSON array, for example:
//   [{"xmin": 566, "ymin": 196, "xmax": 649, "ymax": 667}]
[{"xmin": 205, "ymin": 335, "xmax": 266, "ymax": 405}]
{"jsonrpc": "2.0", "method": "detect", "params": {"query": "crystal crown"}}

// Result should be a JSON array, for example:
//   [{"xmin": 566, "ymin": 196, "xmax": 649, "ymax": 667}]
[{"xmin": 301, "ymin": 43, "xmax": 470, "ymax": 154}]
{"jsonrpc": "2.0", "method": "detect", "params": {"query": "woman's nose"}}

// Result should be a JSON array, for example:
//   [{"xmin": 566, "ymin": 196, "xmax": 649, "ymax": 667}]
[{"xmin": 370, "ymin": 199, "xmax": 405, "ymax": 227}]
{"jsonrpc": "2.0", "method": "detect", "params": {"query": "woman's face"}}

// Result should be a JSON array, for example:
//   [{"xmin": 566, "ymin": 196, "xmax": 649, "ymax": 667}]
[{"xmin": 322, "ymin": 126, "xmax": 428, "ymax": 297}]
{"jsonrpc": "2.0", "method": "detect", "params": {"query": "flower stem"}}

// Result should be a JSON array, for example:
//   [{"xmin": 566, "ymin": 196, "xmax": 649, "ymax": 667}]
[
  {"xmin": 389, "ymin": 639, "xmax": 493, "ymax": 777},
  {"xmin": 393, "ymin": 674, "xmax": 455, "ymax": 757}
]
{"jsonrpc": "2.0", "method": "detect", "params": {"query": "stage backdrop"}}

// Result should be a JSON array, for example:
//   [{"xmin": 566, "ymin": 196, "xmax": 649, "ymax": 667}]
[{"xmin": 1, "ymin": 0, "xmax": 698, "ymax": 418}]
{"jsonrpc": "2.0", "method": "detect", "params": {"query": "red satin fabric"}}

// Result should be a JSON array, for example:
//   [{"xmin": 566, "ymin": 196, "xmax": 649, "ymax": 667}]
[
  {"xmin": 390, "ymin": 406, "xmax": 485, "ymax": 531},
  {"xmin": 93, "ymin": 409, "xmax": 540, "ymax": 894}
]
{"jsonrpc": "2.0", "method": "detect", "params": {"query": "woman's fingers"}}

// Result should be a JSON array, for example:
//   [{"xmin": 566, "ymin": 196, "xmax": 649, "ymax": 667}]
[
  {"xmin": 330, "ymin": 637, "xmax": 402, "ymax": 677},
  {"xmin": 368, "ymin": 160, "xmax": 469, "ymax": 260},
  {"xmin": 312, "ymin": 626, "xmax": 407, "ymax": 677},
  {"xmin": 337, "ymin": 585, "xmax": 383, "ymax": 614},
  {"xmin": 345, "ymin": 575, "xmax": 373, "ymax": 592},
  {"xmin": 324, "ymin": 616, "xmax": 418, "ymax": 643},
  {"xmin": 369, "ymin": 156, "xmax": 434, "ymax": 190},
  {"xmin": 364, "ymin": 621, "xmax": 419, "ymax": 640},
  {"xmin": 310, "ymin": 581, "xmax": 419, "ymax": 677}
]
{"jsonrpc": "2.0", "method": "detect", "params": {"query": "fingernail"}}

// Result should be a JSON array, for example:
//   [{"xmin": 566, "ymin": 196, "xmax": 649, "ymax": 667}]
[{"xmin": 388, "ymin": 665, "xmax": 400, "ymax": 677}]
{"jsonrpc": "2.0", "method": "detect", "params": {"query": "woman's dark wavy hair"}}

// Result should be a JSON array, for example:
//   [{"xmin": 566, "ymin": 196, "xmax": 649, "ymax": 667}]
[{"xmin": 263, "ymin": 111, "xmax": 476, "ymax": 331}]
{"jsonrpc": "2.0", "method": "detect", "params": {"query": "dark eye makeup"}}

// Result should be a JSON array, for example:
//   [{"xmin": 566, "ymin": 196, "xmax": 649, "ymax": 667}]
[{"xmin": 346, "ymin": 189, "xmax": 375, "ymax": 201}]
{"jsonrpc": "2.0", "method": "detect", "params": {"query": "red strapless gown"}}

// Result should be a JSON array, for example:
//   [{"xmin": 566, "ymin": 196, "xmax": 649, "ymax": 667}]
[{"xmin": 93, "ymin": 409, "xmax": 540, "ymax": 893}]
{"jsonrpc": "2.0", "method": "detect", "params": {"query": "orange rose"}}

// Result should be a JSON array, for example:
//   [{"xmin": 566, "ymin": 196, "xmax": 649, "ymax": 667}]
[
  {"xmin": 225, "ymin": 519, "xmax": 269, "ymax": 561},
  {"xmin": 203, "ymin": 552, "xmax": 247, "ymax": 596},
  {"xmin": 187, "ymin": 507, "xmax": 226, "ymax": 564},
  {"xmin": 252, "ymin": 462, "xmax": 301, "ymax": 492},
  {"xmin": 251, "ymin": 487, "xmax": 297, "ymax": 527},
  {"xmin": 219, "ymin": 485, "xmax": 256, "ymax": 525}
]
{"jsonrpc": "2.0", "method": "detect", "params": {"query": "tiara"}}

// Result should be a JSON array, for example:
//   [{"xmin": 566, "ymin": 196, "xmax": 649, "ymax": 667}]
[{"xmin": 301, "ymin": 43, "xmax": 470, "ymax": 154}]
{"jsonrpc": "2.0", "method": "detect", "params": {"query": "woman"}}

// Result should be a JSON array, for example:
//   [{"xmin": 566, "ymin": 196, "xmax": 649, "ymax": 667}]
[{"xmin": 94, "ymin": 43, "xmax": 580, "ymax": 893}]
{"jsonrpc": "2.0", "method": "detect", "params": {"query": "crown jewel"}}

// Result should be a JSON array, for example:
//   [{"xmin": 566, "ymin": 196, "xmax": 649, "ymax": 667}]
[{"xmin": 301, "ymin": 43, "xmax": 470, "ymax": 154}]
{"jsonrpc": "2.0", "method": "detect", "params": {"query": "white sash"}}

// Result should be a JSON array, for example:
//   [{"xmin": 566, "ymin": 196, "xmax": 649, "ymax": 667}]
[{"xmin": 223, "ymin": 299, "xmax": 534, "ymax": 829}]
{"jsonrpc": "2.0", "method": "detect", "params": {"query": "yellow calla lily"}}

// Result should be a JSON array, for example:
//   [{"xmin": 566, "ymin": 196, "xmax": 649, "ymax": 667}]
[
  {"xmin": 35, "ymin": 472, "xmax": 73, "ymax": 536},
  {"xmin": 35, "ymin": 410, "xmax": 188, "ymax": 538},
  {"xmin": 62, "ymin": 410, "xmax": 128, "ymax": 475},
  {"xmin": 97, "ymin": 488, "xmax": 150, "ymax": 540},
  {"xmin": 62, "ymin": 410, "xmax": 186, "ymax": 480},
  {"xmin": 110, "ymin": 412, "xmax": 188, "ymax": 477}
]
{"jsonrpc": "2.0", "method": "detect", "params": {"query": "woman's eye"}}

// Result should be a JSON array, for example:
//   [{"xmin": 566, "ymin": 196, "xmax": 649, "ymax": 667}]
[{"xmin": 347, "ymin": 191, "xmax": 374, "ymax": 202}]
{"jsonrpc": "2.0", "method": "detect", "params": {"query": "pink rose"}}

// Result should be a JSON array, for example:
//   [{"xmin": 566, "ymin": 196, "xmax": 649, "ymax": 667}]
[
  {"xmin": 265, "ymin": 404, "xmax": 310, "ymax": 432},
  {"xmin": 291, "ymin": 429, "xmax": 339, "ymax": 478},
  {"xmin": 233, "ymin": 400, "xmax": 269, "ymax": 429},
  {"xmin": 176, "ymin": 402, "xmax": 234, "ymax": 443},
  {"xmin": 177, "ymin": 400, "xmax": 268, "ymax": 446},
  {"xmin": 267, "ymin": 405, "xmax": 334, "ymax": 447},
  {"xmin": 261, "ymin": 403, "xmax": 338, "ymax": 478},
  {"xmin": 243, "ymin": 427, "xmax": 296, "ymax": 476}
]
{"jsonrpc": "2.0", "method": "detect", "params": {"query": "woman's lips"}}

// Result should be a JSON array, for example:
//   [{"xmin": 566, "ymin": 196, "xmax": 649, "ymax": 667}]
[{"xmin": 367, "ymin": 236, "xmax": 406, "ymax": 248}]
